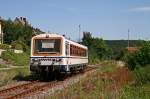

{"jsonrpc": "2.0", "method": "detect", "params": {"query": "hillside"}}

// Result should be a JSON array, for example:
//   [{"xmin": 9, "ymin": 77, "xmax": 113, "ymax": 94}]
[
  {"xmin": 105, "ymin": 40, "xmax": 143, "ymax": 57},
  {"xmin": 1, "ymin": 17, "xmax": 44, "ymax": 46}
]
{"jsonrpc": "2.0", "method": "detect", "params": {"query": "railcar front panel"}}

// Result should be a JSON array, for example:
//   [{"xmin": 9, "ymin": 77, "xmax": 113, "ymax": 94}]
[{"xmin": 30, "ymin": 34, "xmax": 88, "ymax": 76}]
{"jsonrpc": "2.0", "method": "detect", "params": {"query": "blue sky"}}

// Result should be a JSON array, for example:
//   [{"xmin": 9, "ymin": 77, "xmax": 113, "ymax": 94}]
[{"xmin": 0, "ymin": 0, "xmax": 150, "ymax": 40}]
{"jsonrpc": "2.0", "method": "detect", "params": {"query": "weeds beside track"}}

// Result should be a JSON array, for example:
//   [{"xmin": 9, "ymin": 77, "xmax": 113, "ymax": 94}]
[{"xmin": 0, "ymin": 66, "xmax": 97, "ymax": 99}]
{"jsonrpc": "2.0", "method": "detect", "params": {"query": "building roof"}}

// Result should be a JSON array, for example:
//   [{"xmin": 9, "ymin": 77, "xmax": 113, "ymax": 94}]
[
  {"xmin": 127, "ymin": 47, "xmax": 139, "ymax": 52},
  {"xmin": 14, "ymin": 17, "xmax": 30, "ymax": 26},
  {"xmin": 0, "ymin": 16, "xmax": 4, "ymax": 22}
]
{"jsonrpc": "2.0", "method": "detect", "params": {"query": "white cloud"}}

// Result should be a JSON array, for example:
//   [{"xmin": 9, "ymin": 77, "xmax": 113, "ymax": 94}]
[{"xmin": 130, "ymin": 6, "xmax": 150, "ymax": 12}]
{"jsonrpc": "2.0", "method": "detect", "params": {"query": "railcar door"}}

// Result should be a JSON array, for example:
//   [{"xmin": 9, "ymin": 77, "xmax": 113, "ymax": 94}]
[{"xmin": 65, "ymin": 41, "xmax": 70, "ymax": 71}]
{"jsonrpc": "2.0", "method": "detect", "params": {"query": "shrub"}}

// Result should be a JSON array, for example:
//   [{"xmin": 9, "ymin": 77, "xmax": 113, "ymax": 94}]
[
  {"xmin": 125, "ymin": 41, "xmax": 150, "ymax": 70},
  {"xmin": 13, "ymin": 43, "xmax": 23, "ymax": 50},
  {"xmin": 1, "ymin": 50, "xmax": 29, "ymax": 66},
  {"xmin": 0, "ymin": 64, "xmax": 7, "ymax": 68},
  {"xmin": 11, "ymin": 40, "xmax": 29, "ymax": 52},
  {"xmin": 88, "ymin": 48, "xmax": 101, "ymax": 64},
  {"xmin": 0, "ymin": 67, "xmax": 30, "ymax": 87},
  {"xmin": 0, "ymin": 44, "xmax": 10, "ymax": 50},
  {"xmin": 115, "ymin": 49, "xmax": 128, "ymax": 61},
  {"xmin": 125, "ymin": 52, "xmax": 138, "ymax": 70},
  {"xmin": 133, "ymin": 65, "xmax": 150, "ymax": 84}
]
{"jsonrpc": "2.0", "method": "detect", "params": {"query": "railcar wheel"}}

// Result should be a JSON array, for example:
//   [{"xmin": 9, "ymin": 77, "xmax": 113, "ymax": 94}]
[{"xmin": 79, "ymin": 65, "xmax": 86, "ymax": 73}]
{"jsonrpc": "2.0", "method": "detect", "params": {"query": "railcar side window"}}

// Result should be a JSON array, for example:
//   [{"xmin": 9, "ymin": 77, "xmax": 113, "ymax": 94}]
[{"xmin": 70, "ymin": 44, "xmax": 87, "ymax": 57}]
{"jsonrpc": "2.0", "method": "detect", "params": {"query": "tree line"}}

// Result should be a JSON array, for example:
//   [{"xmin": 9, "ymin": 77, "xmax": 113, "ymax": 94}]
[
  {"xmin": 1, "ymin": 18, "xmax": 43, "ymax": 51},
  {"xmin": 82, "ymin": 32, "xmax": 112, "ymax": 64}
]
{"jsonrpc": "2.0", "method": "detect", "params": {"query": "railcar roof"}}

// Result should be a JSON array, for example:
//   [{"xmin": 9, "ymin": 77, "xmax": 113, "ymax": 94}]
[
  {"xmin": 65, "ymin": 39, "xmax": 87, "ymax": 49},
  {"xmin": 33, "ymin": 33, "xmax": 64, "ymax": 38},
  {"xmin": 32, "ymin": 33, "xmax": 88, "ymax": 49}
]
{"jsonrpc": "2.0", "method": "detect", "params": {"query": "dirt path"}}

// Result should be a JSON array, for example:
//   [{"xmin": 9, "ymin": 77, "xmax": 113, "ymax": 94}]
[{"xmin": 0, "ymin": 66, "xmax": 28, "ymax": 71}]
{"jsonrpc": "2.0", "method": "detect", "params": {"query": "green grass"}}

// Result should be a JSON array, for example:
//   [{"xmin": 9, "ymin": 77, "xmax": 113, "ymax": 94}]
[
  {"xmin": 1, "ymin": 50, "xmax": 29, "ymax": 66},
  {"xmin": 47, "ymin": 62, "xmax": 118, "ymax": 99},
  {"xmin": 121, "ymin": 84, "xmax": 150, "ymax": 99},
  {"xmin": 0, "ymin": 67, "xmax": 30, "ymax": 87},
  {"xmin": 0, "ymin": 44, "xmax": 10, "ymax": 50},
  {"xmin": 120, "ymin": 65, "xmax": 150, "ymax": 99},
  {"xmin": 0, "ymin": 64, "xmax": 7, "ymax": 68},
  {"xmin": 97, "ymin": 61, "xmax": 117, "ymax": 73},
  {"xmin": 133, "ymin": 65, "xmax": 150, "ymax": 85},
  {"xmin": 46, "ymin": 62, "xmax": 150, "ymax": 99}
]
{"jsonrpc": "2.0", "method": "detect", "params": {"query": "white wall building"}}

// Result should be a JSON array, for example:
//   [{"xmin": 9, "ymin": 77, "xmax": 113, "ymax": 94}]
[
  {"xmin": 0, "ymin": 19, "xmax": 3, "ymax": 44},
  {"xmin": 0, "ymin": 21, "xmax": 2, "ymax": 44}
]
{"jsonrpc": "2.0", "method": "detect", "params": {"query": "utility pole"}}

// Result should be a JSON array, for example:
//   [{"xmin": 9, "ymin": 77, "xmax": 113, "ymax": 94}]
[
  {"xmin": 0, "ymin": 21, "xmax": 3, "ymax": 44},
  {"xmin": 128, "ymin": 29, "xmax": 130, "ymax": 48},
  {"xmin": 79, "ymin": 24, "xmax": 81, "ymax": 43}
]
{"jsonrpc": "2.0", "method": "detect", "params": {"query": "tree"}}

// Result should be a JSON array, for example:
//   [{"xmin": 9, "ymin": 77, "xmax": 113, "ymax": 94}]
[
  {"xmin": 92, "ymin": 37, "xmax": 112, "ymax": 59},
  {"xmin": 82, "ymin": 32, "xmax": 93, "ymax": 47},
  {"xmin": 82, "ymin": 32, "xmax": 112, "ymax": 63},
  {"xmin": 2, "ymin": 19, "xmax": 43, "ymax": 46},
  {"xmin": 125, "ymin": 41, "xmax": 150, "ymax": 70}
]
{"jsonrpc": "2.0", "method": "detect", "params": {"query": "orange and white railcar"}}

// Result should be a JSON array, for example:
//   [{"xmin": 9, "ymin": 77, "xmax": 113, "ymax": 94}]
[{"xmin": 30, "ymin": 34, "xmax": 88, "ymax": 75}]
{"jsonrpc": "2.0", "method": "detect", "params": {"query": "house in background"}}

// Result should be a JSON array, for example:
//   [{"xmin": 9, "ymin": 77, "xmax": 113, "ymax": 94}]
[
  {"xmin": 14, "ymin": 17, "xmax": 30, "ymax": 26},
  {"xmin": 127, "ymin": 47, "xmax": 139, "ymax": 53}
]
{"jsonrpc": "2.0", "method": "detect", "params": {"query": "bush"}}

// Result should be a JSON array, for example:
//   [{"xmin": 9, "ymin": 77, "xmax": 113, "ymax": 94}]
[
  {"xmin": 125, "ymin": 41, "xmax": 150, "ymax": 70},
  {"xmin": 115, "ymin": 49, "xmax": 128, "ymax": 60},
  {"xmin": 0, "ymin": 67, "xmax": 30, "ymax": 87},
  {"xmin": 0, "ymin": 44, "xmax": 10, "ymax": 50},
  {"xmin": 82, "ymin": 32, "xmax": 112, "ymax": 64},
  {"xmin": 11, "ymin": 40, "xmax": 29, "ymax": 52},
  {"xmin": 13, "ymin": 43, "xmax": 23, "ymax": 50},
  {"xmin": 133, "ymin": 65, "xmax": 150, "ymax": 84},
  {"xmin": 125, "ymin": 52, "xmax": 138, "ymax": 70},
  {"xmin": 122, "ymin": 84, "xmax": 150, "ymax": 99},
  {"xmin": 0, "ymin": 64, "xmax": 7, "ymax": 68},
  {"xmin": 1, "ymin": 50, "xmax": 29, "ymax": 66}
]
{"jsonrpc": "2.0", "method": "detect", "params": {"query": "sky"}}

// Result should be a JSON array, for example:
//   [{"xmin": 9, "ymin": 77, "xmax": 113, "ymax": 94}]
[{"xmin": 0, "ymin": 0, "xmax": 150, "ymax": 40}]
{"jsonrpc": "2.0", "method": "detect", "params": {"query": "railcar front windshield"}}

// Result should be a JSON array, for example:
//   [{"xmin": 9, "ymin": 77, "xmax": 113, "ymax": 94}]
[{"xmin": 34, "ymin": 39, "xmax": 61, "ymax": 54}]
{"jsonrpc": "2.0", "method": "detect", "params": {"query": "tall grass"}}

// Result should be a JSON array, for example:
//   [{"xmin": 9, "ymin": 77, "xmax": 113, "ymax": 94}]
[
  {"xmin": 120, "ymin": 65, "xmax": 150, "ymax": 99},
  {"xmin": 121, "ymin": 84, "xmax": 150, "ymax": 99},
  {"xmin": 0, "ymin": 67, "xmax": 30, "ymax": 87},
  {"xmin": 0, "ymin": 64, "xmax": 7, "ymax": 68},
  {"xmin": 133, "ymin": 65, "xmax": 150, "ymax": 85},
  {"xmin": 47, "ymin": 62, "xmax": 118, "ymax": 99},
  {"xmin": 1, "ymin": 50, "xmax": 29, "ymax": 66}
]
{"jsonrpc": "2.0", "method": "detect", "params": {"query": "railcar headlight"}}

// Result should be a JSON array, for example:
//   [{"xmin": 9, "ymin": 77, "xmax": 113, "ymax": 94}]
[
  {"xmin": 32, "ymin": 59, "xmax": 38, "ymax": 61},
  {"xmin": 32, "ymin": 59, "xmax": 35, "ymax": 62},
  {"xmin": 52, "ymin": 58, "xmax": 56, "ymax": 61},
  {"xmin": 31, "ymin": 59, "xmax": 40, "ymax": 65},
  {"xmin": 59, "ymin": 59, "xmax": 62, "ymax": 62},
  {"xmin": 31, "ymin": 59, "xmax": 35, "ymax": 64},
  {"xmin": 56, "ymin": 58, "xmax": 59, "ymax": 62}
]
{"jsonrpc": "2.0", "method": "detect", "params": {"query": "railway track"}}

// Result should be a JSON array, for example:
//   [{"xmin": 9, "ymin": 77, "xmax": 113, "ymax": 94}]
[
  {"xmin": 0, "ymin": 81, "xmax": 42, "ymax": 99},
  {"xmin": 0, "ymin": 66, "xmax": 97, "ymax": 99}
]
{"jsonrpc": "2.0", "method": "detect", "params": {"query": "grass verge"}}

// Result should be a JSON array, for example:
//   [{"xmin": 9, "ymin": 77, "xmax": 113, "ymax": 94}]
[
  {"xmin": 48, "ymin": 61, "xmax": 123, "ymax": 99},
  {"xmin": 0, "ymin": 64, "xmax": 7, "ymax": 68},
  {"xmin": 1, "ymin": 50, "xmax": 29, "ymax": 66},
  {"xmin": 0, "ymin": 67, "xmax": 30, "ymax": 87},
  {"xmin": 47, "ymin": 61, "xmax": 149, "ymax": 99},
  {"xmin": 121, "ymin": 84, "xmax": 150, "ymax": 99}
]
